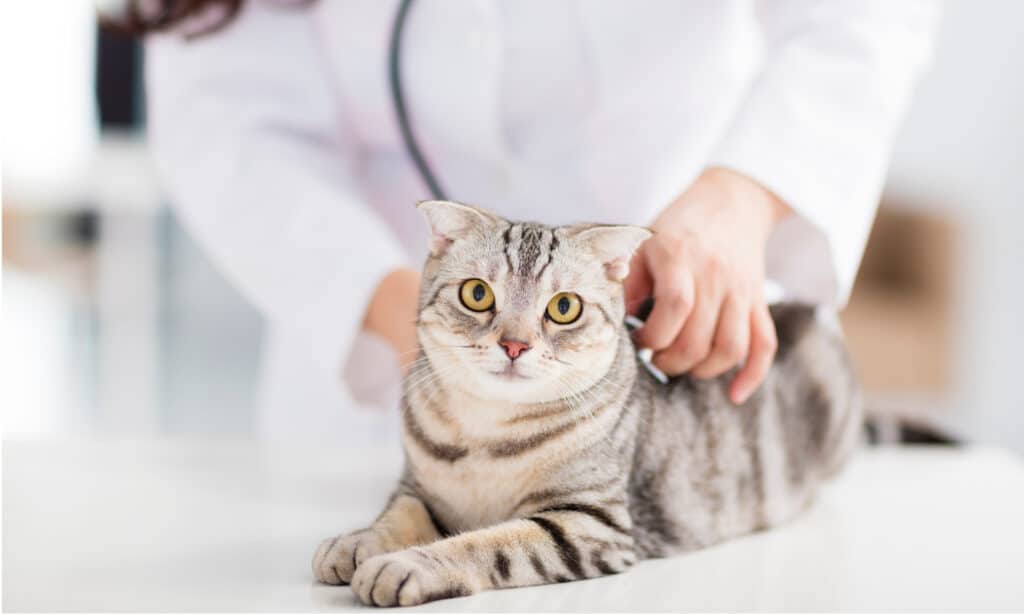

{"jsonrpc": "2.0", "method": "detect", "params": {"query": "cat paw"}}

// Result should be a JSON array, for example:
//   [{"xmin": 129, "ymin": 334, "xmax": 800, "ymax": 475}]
[
  {"xmin": 351, "ymin": 549, "xmax": 471, "ymax": 607},
  {"xmin": 312, "ymin": 530, "xmax": 390, "ymax": 585}
]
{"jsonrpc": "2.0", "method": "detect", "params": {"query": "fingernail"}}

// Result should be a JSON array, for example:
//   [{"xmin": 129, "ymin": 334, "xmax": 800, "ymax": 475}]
[{"xmin": 624, "ymin": 315, "xmax": 645, "ymax": 330}]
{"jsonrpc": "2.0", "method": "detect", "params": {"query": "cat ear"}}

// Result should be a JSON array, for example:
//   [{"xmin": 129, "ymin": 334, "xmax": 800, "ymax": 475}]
[
  {"xmin": 570, "ymin": 224, "xmax": 653, "ymax": 281},
  {"xmin": 417, "ymin": 200, "xmax": 505, "ymax": 256}
]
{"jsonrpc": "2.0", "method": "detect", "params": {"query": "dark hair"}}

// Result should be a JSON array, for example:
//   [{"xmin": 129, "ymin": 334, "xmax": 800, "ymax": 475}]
[
  {"xmin": 104, "ymin": 0, "xmax": 313, "ymax": 38},
  {"xmin": 102, "ymin": 0, "xmax": 240, "ymax": 37}
]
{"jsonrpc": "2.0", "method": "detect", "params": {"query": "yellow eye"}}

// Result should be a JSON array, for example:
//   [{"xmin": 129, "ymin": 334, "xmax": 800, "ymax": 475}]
[
  {"xmin": 459, "ymin": 279, "xmax": 495, "ymax": 312},
  {"xmin": 546, "ymin": 292, "xmax": 583, "ymax": 324}
]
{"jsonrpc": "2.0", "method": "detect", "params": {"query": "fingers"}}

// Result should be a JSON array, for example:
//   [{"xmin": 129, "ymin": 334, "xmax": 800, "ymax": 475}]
[
  {"xmin": 622, "ymin": 251, "xmax": 653, "ymax": 317},
  {"xmin": 634, "ymin": 267, "xmax": 694, "ymax": 352},
  {"xmin": 651, "ymin": 284, "xmax": 715, "ymax": 374},
  {"xmin": 728, "ymin": 303, "xmax": 778, "ymax": 405},
  {"xmin": 691, "ymin": 296, "xmax": 749, "ymax": 379}
]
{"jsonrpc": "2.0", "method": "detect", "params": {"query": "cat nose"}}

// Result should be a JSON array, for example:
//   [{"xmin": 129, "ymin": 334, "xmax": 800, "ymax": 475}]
[{"xmin": 498, "ymin": 339, "xmax": 531, "ymax": 361}]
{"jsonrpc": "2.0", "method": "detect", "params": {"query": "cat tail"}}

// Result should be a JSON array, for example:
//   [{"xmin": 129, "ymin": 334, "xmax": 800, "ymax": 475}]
[{"xmin": 862, "ymin": 409, "xmax": 961, "ymax": 445}]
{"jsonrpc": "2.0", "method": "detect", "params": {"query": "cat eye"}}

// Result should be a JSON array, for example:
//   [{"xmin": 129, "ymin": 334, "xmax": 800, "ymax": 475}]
[
  {"xmin": 459, "ymin": 279, "xmax": 495, "ymax": 312},
  {"xmin": 546, "ymin": 292, "xmax": 583, "ymax": 324}
]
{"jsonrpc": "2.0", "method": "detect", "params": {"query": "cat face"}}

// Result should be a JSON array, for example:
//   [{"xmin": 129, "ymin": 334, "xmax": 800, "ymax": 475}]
[{"xmin": 415, "ymin": 201, "xmax": 651, "ymax": 404}]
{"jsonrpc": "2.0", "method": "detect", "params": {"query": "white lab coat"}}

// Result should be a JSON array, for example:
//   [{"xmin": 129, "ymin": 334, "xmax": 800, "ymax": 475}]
[{"xmin": 145, "ymin": 0, "xmax": 939, "ymax": 441}]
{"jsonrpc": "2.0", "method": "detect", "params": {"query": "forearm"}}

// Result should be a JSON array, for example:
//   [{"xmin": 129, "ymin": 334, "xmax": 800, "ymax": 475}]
[
  {"xmin": 710, "ymin": 0, "xmax": 941, "ymax": 303},
  {"xmin": 147, "ymin": 4, "xmax": 410, "ymax": 376}
]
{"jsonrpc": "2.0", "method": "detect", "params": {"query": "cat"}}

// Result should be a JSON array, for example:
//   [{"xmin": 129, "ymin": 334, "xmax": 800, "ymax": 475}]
[{"xmin": 312, "ymin": 200, "xmax": 862, "ymax": 607}]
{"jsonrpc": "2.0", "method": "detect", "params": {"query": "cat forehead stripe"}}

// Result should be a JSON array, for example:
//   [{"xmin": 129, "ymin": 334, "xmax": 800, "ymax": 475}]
[
  {"xmin": 504, "ymin": 223, "xmax": 555, "ymax": 279},
  {"xmin": 502, "ymin": 224, "xmax": 518, "ymax": 274},
  {"xmin": 534, "ymin": 232, "xmax": 558, "ymax": 281}
]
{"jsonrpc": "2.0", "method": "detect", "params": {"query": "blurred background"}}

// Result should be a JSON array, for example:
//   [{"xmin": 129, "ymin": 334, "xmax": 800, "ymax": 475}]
[{"xmin": 1, "ymin": 1, "xmax": 1022, "ymax": 453}]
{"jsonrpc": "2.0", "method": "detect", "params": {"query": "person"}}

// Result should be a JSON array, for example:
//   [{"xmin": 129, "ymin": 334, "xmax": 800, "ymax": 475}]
[{"xmin": 139, "ymin": 0, "xmax": 939, "ymax": 440}]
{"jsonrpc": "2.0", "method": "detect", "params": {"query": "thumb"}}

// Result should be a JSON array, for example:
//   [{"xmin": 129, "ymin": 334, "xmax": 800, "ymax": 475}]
[{"xmin": 622, "ymin": 250, "xmax": 652, "ymax": 317}]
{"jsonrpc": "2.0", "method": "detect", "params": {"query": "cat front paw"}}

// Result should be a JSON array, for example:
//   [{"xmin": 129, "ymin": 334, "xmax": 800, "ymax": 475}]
[
  {"xmin": 351, "ymin": 549, "xmax": 471, "ymax": 607},
  {"xmin": 312, "ymin": 530, "xmax": 390, "ymax": 585}
]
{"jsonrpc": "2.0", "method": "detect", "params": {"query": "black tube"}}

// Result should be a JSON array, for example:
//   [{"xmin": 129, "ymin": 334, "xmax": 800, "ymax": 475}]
[{"xmin": 389, "ymin": 0, "xmax": 448, "ymax": 201}]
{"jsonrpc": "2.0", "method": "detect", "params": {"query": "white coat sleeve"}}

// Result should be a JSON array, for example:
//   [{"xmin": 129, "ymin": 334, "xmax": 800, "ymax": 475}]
[
  {"xmin": 708, "ymin": 0, "xmax": 941, "ymax": 305},
  {"xmin": 145, "ymin": 3, "xmax": 409, "ymax": 377}
]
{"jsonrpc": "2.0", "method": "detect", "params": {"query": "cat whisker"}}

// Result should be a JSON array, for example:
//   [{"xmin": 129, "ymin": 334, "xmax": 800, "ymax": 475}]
[
  {"xmin": 401, "ymin": 359, "xmax": 467, "ymax": 397},
  {"xmin": 554, "ymin": 370, "xmax": 632, "ymax": 448},
  {"xmin": 549, "ymin": 355, "xmax": 575, "ymax": 367}
]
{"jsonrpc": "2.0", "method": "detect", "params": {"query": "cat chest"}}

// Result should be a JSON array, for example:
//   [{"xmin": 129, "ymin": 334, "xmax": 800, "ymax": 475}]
[{"xmin": 410, "ymin": 452, "xmax": 551, "ymax": 532}]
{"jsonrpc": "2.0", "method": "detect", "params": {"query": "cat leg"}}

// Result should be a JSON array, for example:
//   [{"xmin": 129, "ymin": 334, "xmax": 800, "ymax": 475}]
[
  {"xmin": 312, "ymin": 493, "xmax": 443, "ymax": 585},
  {"xmin": 350, "ymin": 508, "xmax": 636, "ymax": 607}
]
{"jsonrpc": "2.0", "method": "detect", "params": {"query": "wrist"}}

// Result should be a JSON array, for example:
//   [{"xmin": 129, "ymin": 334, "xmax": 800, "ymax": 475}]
[
  {"xmin": 704, "ymin": 166, "xmax": 792, "ymax": 232},
  {"xmin": 363, "ymin": 268, "xmax": 421, "ymax": 367},
  {"xmin": 656, "ymin": 167, "xmax": 791, "ymax": 244}
]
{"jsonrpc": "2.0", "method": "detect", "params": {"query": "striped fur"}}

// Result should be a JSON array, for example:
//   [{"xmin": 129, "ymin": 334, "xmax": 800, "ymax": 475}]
[{"xmin": 313, "ymin": 202, "xmax": 862, "ymax": 606}]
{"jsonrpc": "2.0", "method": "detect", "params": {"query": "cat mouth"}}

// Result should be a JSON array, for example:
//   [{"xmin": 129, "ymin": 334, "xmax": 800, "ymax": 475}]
[{"xmin": 490, "ymin": 364, "xmax": 530, "ymax": 380}]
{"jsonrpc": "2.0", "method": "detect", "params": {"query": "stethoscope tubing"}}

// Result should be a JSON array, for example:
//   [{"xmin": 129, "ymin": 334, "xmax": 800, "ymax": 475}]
[{"xmin": 389, "ymin": 0, "xmax": 449, "ymax": 201}]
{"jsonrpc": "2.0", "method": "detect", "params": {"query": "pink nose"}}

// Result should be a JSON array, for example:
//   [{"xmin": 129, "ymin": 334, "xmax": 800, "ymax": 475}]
[{"xmin": 499, "ymin": 339, "xmax": 531, "ymax": 360}]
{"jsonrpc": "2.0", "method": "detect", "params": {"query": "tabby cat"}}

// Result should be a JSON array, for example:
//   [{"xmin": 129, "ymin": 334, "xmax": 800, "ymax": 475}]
[{"xmin": 313, "ymin": 200, "xmax": 862, "ymax": 607}]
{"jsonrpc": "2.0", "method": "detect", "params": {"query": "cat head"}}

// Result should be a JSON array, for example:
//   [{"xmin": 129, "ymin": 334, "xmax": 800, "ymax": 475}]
[{"xmin": 415, "ymin": 200, "xmax": 651, "ymax": 404}]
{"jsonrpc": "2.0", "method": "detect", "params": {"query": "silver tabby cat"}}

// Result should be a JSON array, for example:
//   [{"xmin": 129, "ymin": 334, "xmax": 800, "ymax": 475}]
[{"xmin": 313, "ymin": 200, "xmax": 862, "ymax": 607}]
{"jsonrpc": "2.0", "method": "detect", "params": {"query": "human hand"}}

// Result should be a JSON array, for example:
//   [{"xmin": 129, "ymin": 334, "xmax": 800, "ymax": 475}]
[
  {"xmin": 362, "ymin": 268, "xmax": 421, "ymax": 373},
  {"xmin": 624, "ymin": 167, "xmax": 791, "ymax": 404}
]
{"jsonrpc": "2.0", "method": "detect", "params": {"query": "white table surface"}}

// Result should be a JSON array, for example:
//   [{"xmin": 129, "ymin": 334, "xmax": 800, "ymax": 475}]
[{"xmin": 3, "ymin": 438, "xmax": 1024, "ymax": 612}]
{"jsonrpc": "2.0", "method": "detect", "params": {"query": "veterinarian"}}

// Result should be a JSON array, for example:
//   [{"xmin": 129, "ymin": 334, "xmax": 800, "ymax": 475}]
[{"xmin": 140, "ymin": 0, "xmax": 938, "ymax": 440}]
